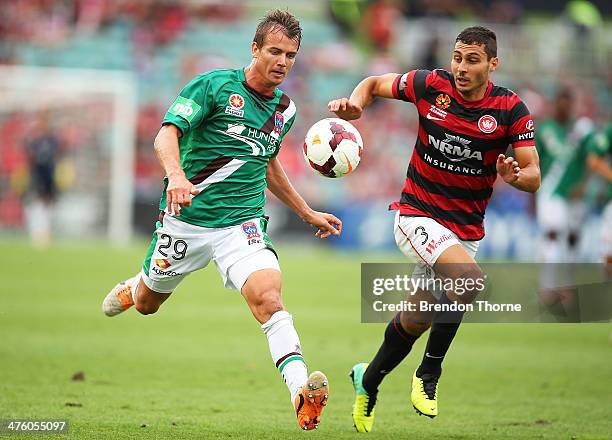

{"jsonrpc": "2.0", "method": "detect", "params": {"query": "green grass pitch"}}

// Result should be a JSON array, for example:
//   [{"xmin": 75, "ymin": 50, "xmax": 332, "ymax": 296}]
[{"xmin": 1, "ymin": 240, "xmax": 610, "ymax": 439}]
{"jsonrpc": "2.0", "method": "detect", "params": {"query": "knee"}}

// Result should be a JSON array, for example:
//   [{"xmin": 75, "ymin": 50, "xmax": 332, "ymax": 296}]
[
  {"xmin": 134, "ymin": 298, "xmax": 160, "ymax": 315},
  {"xmin": 451, "ymin": 268, "xmax": 486, "ymax": 305},
  {"xmin": 399, "ymin": 311, "xmax": 432, "ymax": 336},
  {"xmin": 251, "ymin": 288, "xmax": 283, "ymax": 322},
  {"xmin": 546, "ymin": 230, "xmax": 559, "ymax": 241},
  {"xmin": 401, "ymin": 319, "xmax": 431, "ymax": 337}
]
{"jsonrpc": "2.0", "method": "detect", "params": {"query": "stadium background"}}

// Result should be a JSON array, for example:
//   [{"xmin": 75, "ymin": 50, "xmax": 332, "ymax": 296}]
[{"xmin": 0, "ymin": 1, "xmax": 610, "ymax": 439}]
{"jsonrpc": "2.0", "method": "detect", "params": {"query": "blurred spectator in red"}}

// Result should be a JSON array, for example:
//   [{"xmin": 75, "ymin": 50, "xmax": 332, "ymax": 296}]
[{"xmin": 363, "ymin": 0, "xmax": 402, "ymax": 51}]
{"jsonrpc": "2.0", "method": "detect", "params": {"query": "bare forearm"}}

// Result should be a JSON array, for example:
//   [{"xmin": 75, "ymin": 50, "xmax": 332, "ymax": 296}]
[
  {"xmin": 588, "ymin": 155, "xmax": 612, "ymax": 182},
  {"xmin": 329, "ymin": 73, "xmax": 396, "ymax": 120},
  {"xmin": 348, "ymin": 76, "xmax": 378, "ymax": 110},
  {"xmin": 266, "ymin": 160, "xmax": 313, "ymax": 220},
  {"xmin": 509, "ymin": 163, "xmax": 540, "ymax": 192},
  {"xmin": 154, "ymin": 124, "xmax": 184, "ymax": 178}
]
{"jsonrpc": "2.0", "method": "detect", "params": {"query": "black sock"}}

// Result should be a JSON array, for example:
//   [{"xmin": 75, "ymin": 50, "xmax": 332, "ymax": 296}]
[
  {"xmin": 417, "ymin": 294, "xmax": 464, "ymax": 378},
  {"xmin": 362, "ymin": 313, "xmax": 419, "ymax": 394}
]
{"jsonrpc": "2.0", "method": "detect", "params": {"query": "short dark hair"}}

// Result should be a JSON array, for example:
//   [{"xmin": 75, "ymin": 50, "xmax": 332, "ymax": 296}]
[
  {"xmin": 253, "ymin": 9, "xmax": 302, "ymax": 50},
  {"xmin": 456, "ymin": 26, "xmax": 497, "ymax": 59}
]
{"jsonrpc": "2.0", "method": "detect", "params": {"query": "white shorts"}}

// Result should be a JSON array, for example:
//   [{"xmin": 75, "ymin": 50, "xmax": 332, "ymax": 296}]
[
  {"xmin": 536, "ymin": 194, "xmax": 584, "ymax": 234},
  {"xmin": 141, "ymin": 214, "xmax": 280, "ymax": 293},
  {"xmin": 394, "ymin": 212, "xmax": 480, "ymax": 294},
  {"xmin": 602, "ymin": 200, "xmax": 612, "ymax": 258}
]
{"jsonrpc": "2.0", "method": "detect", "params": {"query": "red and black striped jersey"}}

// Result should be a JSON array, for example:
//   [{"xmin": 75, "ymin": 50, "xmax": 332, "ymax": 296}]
[{"xmin": 389, "ymin": 69, "xmax": 535, "ymax": 240}]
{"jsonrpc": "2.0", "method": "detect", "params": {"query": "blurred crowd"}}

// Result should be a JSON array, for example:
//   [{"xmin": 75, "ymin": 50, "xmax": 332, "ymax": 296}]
[
  {"xmin": 0, "ymin": 0, "xmax": 243, "ymax": 53},
  {"xmin": 0, "ymin": 0, "xmax": 610, "ymax": 249}
]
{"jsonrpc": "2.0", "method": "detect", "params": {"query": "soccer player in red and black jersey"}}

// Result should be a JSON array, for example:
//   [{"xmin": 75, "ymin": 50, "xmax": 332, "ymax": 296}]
[{"xmin": 329, "ymin": 26, "xmax": 541, "ymax": 432}]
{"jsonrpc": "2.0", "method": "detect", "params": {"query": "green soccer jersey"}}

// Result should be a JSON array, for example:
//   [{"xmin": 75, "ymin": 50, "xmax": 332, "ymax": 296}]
[
  {"xmin": 160, "ymin": 68, "xmax": 297, "ymax": 228},
  {"xmin": 536, "ymin": 118, "xmax": 594, "ymax": 199},
  {"xmin": 586, "ymin": 123, "xmax": 612, "ymax": 202}
]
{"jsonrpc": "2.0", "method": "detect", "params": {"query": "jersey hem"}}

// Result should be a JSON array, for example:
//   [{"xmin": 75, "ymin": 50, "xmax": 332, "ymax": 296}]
[
  {"xmin": 164, "ymin": 211, "xmax": 267, "ymax": 229},
  {"xmin": 389, "ymin": 202, "xmax": 485, "ymax": 241}
]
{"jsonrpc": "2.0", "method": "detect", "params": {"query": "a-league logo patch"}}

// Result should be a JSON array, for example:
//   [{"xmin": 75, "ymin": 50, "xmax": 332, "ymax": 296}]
[
  {"xmin": 229, "ymin": 94, "xmax": 245, "ymax": 109},
  {"xmin": 435, "ymin": 94, "xmax": 451, "ymax": 110},
  {"xmin": 225, "ymin": 93, "xmax": 245, "ymax": 117},
  {"xmin": 478, "ymin": 115, "xmax": 498, "ymax": 133},
  {"xmin": 273, "ymin": 111, "xmax": 284, "ymax": 136},
  {"xmin": 241, "ymin": 222, "xmax": 261, "ymax": 240}
]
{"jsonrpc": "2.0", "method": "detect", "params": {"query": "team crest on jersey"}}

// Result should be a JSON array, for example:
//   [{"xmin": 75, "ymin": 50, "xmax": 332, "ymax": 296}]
[
  {"xmin": 478, "ymin": 115, "xmax": 498, "ymax": 133},
  {"xmin": 241, "ymin": 222, "xmax": 261, "ymax": 240},
  {"xmin": 273, "ymin": 111, "xmax": 285, "ymax": 136},
  {"xmin": 435, "ymin": 94, "xmax": 451, "ymax": 110},
  {"xmin": 526, "ymin": 119, "xmax": 534, "ymax": 131},
  {"xmin": 225, "ymin": 93, "xmax": 245, "ymax": 117}
]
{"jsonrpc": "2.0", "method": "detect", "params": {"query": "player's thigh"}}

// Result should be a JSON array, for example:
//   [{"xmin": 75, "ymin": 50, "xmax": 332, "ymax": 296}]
[
  {"xmin": 434, "ymin": 241, "xmax": 483, "ymax": 304},
  {"xmin": 141, "ymin": 214, "xmax": 213, "ymax": 294}
]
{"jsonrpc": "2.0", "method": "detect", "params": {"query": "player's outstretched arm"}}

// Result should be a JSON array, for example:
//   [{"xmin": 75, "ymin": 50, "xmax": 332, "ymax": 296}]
[
  {"xmin": 587, "ymin": 153, "xmax": 612, "ymax": 182},
  {"xmin": 266, "ymin": 157, "xmax": 342, "ymax": 239},
  {"xmin": 153, "ymin": 124, "xmax": 200, "ymax": 216},
  {"xmin": 496, "ymin": 146, "xmax": 541, "ymax": 193},
  {"xmin": 328, "ymin": 73, "xmax": 398, "ymax": 120}
]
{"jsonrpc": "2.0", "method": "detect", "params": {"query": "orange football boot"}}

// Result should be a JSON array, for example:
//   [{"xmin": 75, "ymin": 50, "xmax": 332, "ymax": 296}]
[
  {"xmin": 294, "ymin": 371, "xmax": 329, "ymax": 430},
  {"xmin": 102, "ymin": 281, "xmax": 135, "ymax": 316}
]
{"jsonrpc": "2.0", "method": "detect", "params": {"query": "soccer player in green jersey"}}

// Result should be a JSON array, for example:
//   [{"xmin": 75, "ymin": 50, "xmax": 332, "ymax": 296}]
[
  {"xmin": 536, "ymin": 87, "xmax": 594, "ymax": 265},
  {"xmin": 585, "ymin": 124, "xmax": 612, "ymax": 274},
  {"xmin": 535, "ymin": 88, "xmax": 595, "ymax": 320},
  {"xmin": 102, "ymin": 10, "xmax": 340, "ymax": 431}
]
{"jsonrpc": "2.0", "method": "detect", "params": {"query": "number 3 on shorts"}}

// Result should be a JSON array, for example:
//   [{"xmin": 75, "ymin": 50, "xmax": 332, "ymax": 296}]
[{"xmin": 415, "ymin": 226, "xmax": 429, "ymax": 246}]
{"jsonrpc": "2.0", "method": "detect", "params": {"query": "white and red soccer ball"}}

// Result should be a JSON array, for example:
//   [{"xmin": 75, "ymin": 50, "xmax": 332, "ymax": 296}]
[{"xmin": 303, "ymin": 118, "xmax": 363, "ymax": 178}]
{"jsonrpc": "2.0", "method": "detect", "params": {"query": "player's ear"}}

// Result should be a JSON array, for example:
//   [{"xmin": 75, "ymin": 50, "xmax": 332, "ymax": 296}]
[
  {"xmin": 489, "ymin": 56, "xmax": 499, "ymax": 72},
  {"xmin": 251, "ymin": 41, "xmax": 259, "ymax": 58}
]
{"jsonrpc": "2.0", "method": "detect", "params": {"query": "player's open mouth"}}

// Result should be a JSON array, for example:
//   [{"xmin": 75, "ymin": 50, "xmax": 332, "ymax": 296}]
[
  {"xmin": 272, "ymin": 70, "xmax": 285, "ymax": 77},
  {"xmin": 456, "ymin": 77, "xmax": 469, "ymax": 86}
]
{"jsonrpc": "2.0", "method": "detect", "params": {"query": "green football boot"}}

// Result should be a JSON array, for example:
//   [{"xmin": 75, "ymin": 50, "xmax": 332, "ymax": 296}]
[{"xmin": 350, "ymin": 363, "xmax": 377, "ymax": 433}]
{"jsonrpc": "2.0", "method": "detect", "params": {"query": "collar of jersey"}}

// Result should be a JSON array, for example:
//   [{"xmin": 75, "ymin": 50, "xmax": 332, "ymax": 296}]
[
  {"xmin": 238, "ymin": 67, "xmax": 280, "ymax": 102},
  {"xmin": 451, "ymin": 78, "xmax": 493, "ymax": 107}
]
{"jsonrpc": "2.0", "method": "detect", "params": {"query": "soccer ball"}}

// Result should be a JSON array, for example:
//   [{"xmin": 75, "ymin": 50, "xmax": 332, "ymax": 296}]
[{"xmin": 303, "ymin": 118, "xmax": 363, "ymax": 178}]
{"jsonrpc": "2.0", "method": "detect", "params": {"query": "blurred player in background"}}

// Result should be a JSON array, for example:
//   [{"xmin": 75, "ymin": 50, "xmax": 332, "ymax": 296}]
[
  {"xmin": 101, "ymin": 10, "xmax": 340, "ymax": 431},
  {"xmin": 535, "ymin": 87, "xmax": 594, "ymax": 262},
  {"xmin": 535, "ymin": 87, "xmax": 595, "ymax": 320},
  {"xmin": 24, "ymin": 111, "xmax": 62, "ymax": 248},
  {"xmin": 585, "ymin": 124, "xmax": 612, "ymax": 275},
  {"xmin": 329, "ymin": 26, "xmax": 540, "ymax": 431}
]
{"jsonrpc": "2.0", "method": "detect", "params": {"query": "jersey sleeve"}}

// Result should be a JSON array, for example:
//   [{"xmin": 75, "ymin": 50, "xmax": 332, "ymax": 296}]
[
  {"xmin": 162, "ymin": 74, "xmax": 215, "ymax": 136},
  {"xmin": 508, "ymin": 99, "xmax": 535, "ymax": 148},
  {"xmin": 391, "ymin": 69, "xmax": 430, "ymax": 103},
  {"xmin": 586, "ymin": 128, "xmax": 611, "ymax": 158}
]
